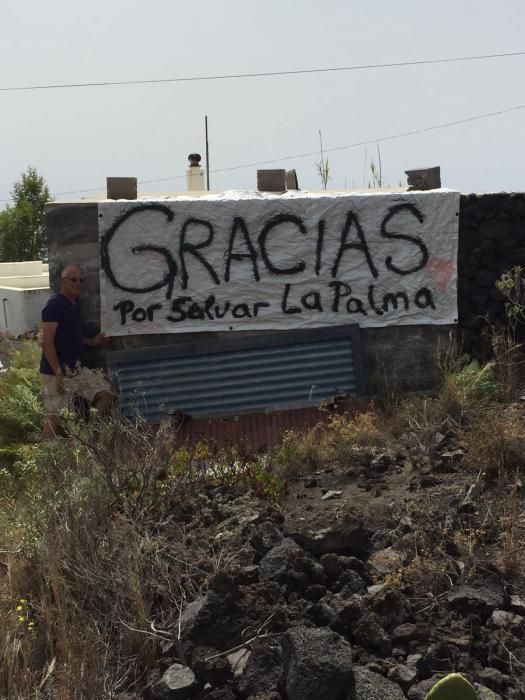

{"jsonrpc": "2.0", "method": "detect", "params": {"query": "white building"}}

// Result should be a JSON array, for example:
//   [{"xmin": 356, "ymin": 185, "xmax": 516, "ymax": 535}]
[{"xmin": 0, "ymin": 261, "xmax": 49, "ymax": 337}]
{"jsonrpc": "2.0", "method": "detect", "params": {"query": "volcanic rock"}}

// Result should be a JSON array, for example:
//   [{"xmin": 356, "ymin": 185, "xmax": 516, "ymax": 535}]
[
  {"xmin": 147, "ymin": 664, "xmax": 197, "ymax": 700},
  {"xmin": 290, "ymin": 516, "xmax": 372, "ymax": 558},
  {"xmin": 446, "ymin": 582, "xmax": 506, "ymax": 619},
  {"xmin": 281, "ymin": 625, "xmax": 354, "ymax": 700},
  {"xmin": 353, "ymin": 666, "xmax": 405, "ymax": 699},
  {"xmin": 237, "ymin": 639, "xmax": 283, "ymax": 699}
]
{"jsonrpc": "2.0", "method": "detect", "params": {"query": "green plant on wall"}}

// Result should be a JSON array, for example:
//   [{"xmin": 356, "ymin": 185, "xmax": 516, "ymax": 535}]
[
  {"xmin": 315, "ymin": 130, "xmax": 332, "ymax": 190},
  {"xmin": 368, "ymin": 145, "xmax": 383, "ymax": 188},
  {"xmin": 496, "ymin": 265, "xmax": 525, "ymax": 337}
]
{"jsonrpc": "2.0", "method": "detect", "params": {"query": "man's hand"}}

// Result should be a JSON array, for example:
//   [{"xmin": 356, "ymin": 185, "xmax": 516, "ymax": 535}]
[{"xmin": 87, "ymin": 333, "xmax": 111, "ymax": 347}]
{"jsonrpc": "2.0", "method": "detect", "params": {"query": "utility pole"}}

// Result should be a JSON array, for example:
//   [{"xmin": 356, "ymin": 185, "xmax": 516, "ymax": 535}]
[{"xmin": 205, "ymin": 115, "xmax": 210, "ymax": 191}]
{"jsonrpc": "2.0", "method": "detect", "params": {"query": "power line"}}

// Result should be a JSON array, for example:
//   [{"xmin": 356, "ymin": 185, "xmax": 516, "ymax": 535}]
[
  {"xmin": 0, "ymin": 51, "xmax": 524, "ymax": 93},
  {"xmin": 1, "ymin": 102, "xmax": 523, "ymax": 202},
  {"xmin": 52, "ymin": 102, "xmax": 525, "ymax": 197},
  {"xmin": 211, "ymin": 104, "xmax": 525, "ymax": 173}
]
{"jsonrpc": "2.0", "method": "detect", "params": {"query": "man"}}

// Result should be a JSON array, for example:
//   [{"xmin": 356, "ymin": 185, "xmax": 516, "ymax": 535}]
[{"xmin": 40, "ymin": 264, "xmax": 114, "ymax": 440}]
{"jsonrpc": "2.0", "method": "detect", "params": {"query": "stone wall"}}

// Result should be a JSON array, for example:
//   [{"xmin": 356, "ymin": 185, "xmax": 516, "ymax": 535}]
[
  {"xmin": 45, "ymin": 192, "xmax": 525, "ymax": 392},
  {"xmin": 458, "ymin": 193, "xmax": 525, "ymax": 352},
  {"xmin": 46, "ymin": 203, "xmax": 100, "ymax": 331},
  {"xmin": 46, "ymin": 203, "xmax": 104, "ymax": 366}
]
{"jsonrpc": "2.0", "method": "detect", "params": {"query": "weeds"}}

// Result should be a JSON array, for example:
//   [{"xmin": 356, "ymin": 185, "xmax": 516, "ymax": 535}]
[
  {"xmin": 437, "ymin": 343, "xmax": 499, "ymax": 420},
  {"xmin": 274, "ymin": 411, "xmax": 384, "ymax": 479},
  {"xmin": 368, "ymin": 145, "xmax": 383, "ymax": 188},
  {"xmin": 462, "ymin": 405, "xmax": 525, "ymax": 482},
  {"xmin": 487, "ymin": 265, "xmax": 525, "ymax": 399},
  {"xmin": 496, "ymin": 264, "xmax": 525, "ymax": 336},
  {"xmin": 379, "ymin": 336, "xmax": 500, "ymax": 443},
  {"xmin": 168, "ymin": 440, "xmax": 286, "ymax": 502},
  {"xmin": 0, "ymin": 341, "xmax": 43, "ymax": 462},
  {"xmin": 0, "ymin": 408, "xmax": 288, "ymax": 698},
  {"xmin": 497, "ymin": 475, "xmax": 524, "ymax": 577},
  {"xmin": 315, "ymin": 129, "xmax": 331, "ymax": 190}
]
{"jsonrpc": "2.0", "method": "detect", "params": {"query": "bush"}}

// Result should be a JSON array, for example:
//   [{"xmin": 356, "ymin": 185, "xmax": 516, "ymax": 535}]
[
  {"xmin": 438, "ymin": 357, "xmax": 499, "ymax": 420},
  {"xmin": 462, "ymin": 404, "xmax": 525, "ymax": 482},
  {"xmin": 0, "ymin": 341, "xmax": 43, "ymax": 461},
  {"xmin": 0, "ymin": 411, "xmax": 290, "ymax": 698},
  {"xmin": 274, "ymin": 411, "xmax": 384, "ymax": 478}
]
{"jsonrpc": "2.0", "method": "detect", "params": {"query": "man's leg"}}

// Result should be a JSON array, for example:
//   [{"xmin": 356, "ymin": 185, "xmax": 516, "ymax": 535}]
[
  {"xmin": 92, "ymin": 388, "xmax": 117, "ymax": 414},
  {"xmin": 40, "ymin": 374, "xmax": 68, "ymax": 441},
  {"xmin": 76, "ymin": 367, "xmax": 117, "ymax": 416},
  {"xmin": 42, "ymin": 416, "xmax": 59, "ymax": 441}
]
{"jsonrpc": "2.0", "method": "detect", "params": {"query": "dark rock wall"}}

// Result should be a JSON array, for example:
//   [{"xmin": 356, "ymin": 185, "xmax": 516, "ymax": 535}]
[
  {"xmin": 45, "ymin": 193, "xmax": 525, "ymax": 392},
  {"xmin": 46, "ymin": 203, "xmax": 100, "ymax": 333},
  {"xmin": 458, "ymin": 193, "xmax": 525, "ymax": 354}
]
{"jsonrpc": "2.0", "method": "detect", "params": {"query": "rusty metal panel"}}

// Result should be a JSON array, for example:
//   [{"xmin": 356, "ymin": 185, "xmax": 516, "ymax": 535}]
[
  {"xmin": 174, "ymin": 399, "xmax": 371, "ymax": 450},
  {"xmin": 107, "ymin": 326, "xmax": 364, "ymax": 423}
]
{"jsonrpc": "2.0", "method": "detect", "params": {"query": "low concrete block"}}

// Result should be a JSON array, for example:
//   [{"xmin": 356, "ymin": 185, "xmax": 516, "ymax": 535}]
[
  {"xmin": 257, "ymin": 169, "xmax": 286, "ymax": 192},
  {"xmin": 106, "ymin": 177, "xmax": 137, "ymax": 200}
]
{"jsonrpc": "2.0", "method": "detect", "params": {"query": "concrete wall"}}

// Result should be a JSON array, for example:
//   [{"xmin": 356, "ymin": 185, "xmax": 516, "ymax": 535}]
[
  {"xmin": 0, "ymin": 276, "xmax": 49, "ymax": 289},
  {"xmin": 0, "ymin": 260, "xmax": 50, "ymax": 337},
  {"xmin": 360, "ymin": 324, "xmax": 452, "ymax": 390},
  {"xmin": 0, "ymin": 261, "xmax": 45, "ymax": 276},
  {"xmin": 0, "ymin": 287, "xmax": 50, "ymax": 337}
]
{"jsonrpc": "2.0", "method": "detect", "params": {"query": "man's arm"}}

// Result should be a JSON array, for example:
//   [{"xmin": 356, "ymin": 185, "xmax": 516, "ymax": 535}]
[{"xmin": 41, "ymin": 321, "xmax": 65, "ymax": 393}]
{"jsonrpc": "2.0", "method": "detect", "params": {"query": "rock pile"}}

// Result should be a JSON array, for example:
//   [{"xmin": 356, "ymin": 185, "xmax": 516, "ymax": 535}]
[{"xmin": 116, "ymin": 485, "xmax": 523, "ymax": 700}]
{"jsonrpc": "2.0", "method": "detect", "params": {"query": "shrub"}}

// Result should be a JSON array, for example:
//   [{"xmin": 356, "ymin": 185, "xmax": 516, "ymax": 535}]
[
  {"xmin": 0, "ymin": 341, "xmax": 43, "ymax": 462},
  {"xmin": 462, "ymin": 405, "xmax": 525, "ymax": 482},
  {"xmin": 496, "ymin": 264, "xmax": 525, "ymax": 336},
  {"xmin": 167, "ymin": 440, "xmax": 286, "ymax": 502},
  {"xmin": 274, "ymin": 411, "xmax": 384, "ymax": 478},
  {"xmin": 0, "ymin": 413, "xmax": 290, "ymax": 698},
  {"xmin": 438, "ymin": 357, "xmax": 499, "ymax": 420},
  {"xmin": 274, "ymin": 427, "xmax": 326, "ymax": 479}
]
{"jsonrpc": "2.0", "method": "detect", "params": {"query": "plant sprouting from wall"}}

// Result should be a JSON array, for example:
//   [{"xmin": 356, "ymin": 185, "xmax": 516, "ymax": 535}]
[
  {"xmin": 315, "ymin": 130, "xmax": 332, "ymax": 190},
  {"xmin": 368, "ymin": 145, "xmax": 383, "ymax": 188},
  {"xmin": 496, "ymin": 265, "xmax": 525, "ymax": 337}
]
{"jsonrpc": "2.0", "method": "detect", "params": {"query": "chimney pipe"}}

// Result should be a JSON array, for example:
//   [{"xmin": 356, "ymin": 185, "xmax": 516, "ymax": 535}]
[{"xmin": 187, "ymin": 153, "xmax": 205, "ymax": 192}]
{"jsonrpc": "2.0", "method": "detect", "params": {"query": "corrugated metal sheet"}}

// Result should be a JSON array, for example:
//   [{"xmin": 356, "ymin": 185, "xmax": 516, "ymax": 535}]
[
  {"xmin": 174, "ymin": 399, "xmax": 372, "ymax": 450},
  {"xmin": 107, "ymin": 326, "xmax": 364, "ymax": 423}
]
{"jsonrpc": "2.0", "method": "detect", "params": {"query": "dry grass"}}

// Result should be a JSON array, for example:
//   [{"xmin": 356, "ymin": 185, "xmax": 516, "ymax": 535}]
[
  {"xmin": 0, "ymin": 412, "xmax": 282, "ymax": 699},
  {"xmin": 0, "ymin": 446, "xmax": 159, "ymax": 697},
  {"xmin": 462, "ymin": 404, "xmax": 525, "ymax": 482},
  {"xmin": 274, "ymin": 411, "xmax": 386, "ymax": 480},
  {"xmin": 496, "ymin": 477, "xmax": 525, "ymax": 578},
  {"xmin": 489, "ymin": 327, "xmax": 524, "ymax": 401}
]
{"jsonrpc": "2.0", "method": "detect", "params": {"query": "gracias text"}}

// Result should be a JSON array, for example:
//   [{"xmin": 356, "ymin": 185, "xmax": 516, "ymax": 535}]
[{"xmin": 101, "ymin": 201, "xmax": 439, "ymax": 325}]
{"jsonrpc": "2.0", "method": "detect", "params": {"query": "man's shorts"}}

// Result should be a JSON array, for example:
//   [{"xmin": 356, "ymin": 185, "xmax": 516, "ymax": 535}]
[{"xmin": 41, "ymin": 367, "xmax": 112, "ymax": 417}]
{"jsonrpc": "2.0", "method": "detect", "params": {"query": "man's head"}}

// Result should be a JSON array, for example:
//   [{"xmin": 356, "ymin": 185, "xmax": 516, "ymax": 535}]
[{"xmin": 60, "ymin": 265, "xmax": 83, "ymax": 301}]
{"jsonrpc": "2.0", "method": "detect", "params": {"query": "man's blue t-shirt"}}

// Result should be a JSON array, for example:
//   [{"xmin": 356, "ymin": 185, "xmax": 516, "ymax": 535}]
[{"xmin": 40, "ymin": 293, "xmax": 84, "ymax": 375}]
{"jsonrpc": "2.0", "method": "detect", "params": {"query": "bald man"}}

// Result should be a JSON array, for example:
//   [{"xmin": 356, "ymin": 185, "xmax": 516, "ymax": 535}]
[{"xmin": 40, "ymin": 264, "xmax": 114, "ymax": 440}]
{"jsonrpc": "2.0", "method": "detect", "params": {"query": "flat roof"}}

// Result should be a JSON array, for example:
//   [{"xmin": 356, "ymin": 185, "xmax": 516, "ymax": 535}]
[{"xmin": 49, "ymin": 187, "xmax": 408, "ymax": 205}]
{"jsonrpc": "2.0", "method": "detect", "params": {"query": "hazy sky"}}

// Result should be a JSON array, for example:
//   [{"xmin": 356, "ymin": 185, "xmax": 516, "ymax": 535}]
[{"xmin": 1, "ymin": 1, "xmax": 523, "ymax": 204}]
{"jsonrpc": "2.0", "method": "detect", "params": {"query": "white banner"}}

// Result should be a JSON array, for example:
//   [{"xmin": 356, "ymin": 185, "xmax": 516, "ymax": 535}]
[{"xmin": 99, "ymin": 190, "xmax": 459, "ymax": 335}]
